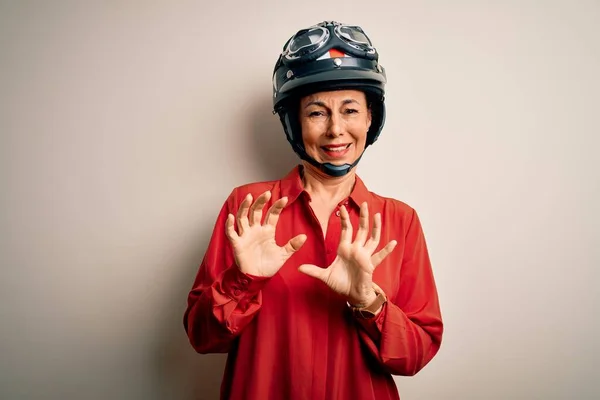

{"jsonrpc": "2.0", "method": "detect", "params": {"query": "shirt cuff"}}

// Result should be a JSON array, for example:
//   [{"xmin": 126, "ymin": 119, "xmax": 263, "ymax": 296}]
[
  {"xmin": 355, "ymin": 302, "xmax": 387, "ymax": 341},
  {"xmin": 219, "ymin": 264, "xmax": 270, "ymax": 301}
]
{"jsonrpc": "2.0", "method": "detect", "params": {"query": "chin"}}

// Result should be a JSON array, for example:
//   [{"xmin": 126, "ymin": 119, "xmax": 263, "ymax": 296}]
[
  {"xmin": 325, "ymin": 159, "xmax": 352, "ymax": 165},
  {"xmin": 317, "ymin": 156, "xmax": 358, "ymax": 166},
  {"xmin": 306, "ymin": 146, "xmax": 362, "ymax": 167}
]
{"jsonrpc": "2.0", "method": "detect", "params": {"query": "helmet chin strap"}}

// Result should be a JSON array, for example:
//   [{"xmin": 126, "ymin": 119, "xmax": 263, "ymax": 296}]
[{"xmin": 292, "ymin": 141, "xmax": 365, "ymax": 177}]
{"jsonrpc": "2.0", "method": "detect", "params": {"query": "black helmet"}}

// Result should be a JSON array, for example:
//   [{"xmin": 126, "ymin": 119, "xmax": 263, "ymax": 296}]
[{"xmin": 272, "ymin": 21, "xmax": 387, "ymax": 177}]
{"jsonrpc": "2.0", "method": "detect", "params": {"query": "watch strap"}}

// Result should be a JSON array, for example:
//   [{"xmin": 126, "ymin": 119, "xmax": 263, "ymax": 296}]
[{"xmin": 349, "ymin": 284, "xmax": 388, "ymax": 319}]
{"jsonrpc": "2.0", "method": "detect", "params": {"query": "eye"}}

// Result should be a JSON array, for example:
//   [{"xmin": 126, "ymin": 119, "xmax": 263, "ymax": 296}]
[
  {"xmin": 309, "ymin": 110, "xmax": 325, "ymax": 117},
  {"xmin": 344, "ymin": 108, "xmax": 359, "ymax": 114}
]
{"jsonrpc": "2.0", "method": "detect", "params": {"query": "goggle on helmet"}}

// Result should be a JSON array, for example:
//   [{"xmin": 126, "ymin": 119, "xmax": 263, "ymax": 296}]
[
  {"xmin": 282, "ymin": 22, "xmax": 377, "ymax": 63},
  {"xmin": 272, "ymin": 21, "xmax": 387, "ymax": 177}
]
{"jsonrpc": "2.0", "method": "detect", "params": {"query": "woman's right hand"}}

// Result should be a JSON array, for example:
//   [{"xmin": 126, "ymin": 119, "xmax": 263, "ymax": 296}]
[{"xmin": 225, "ymin": 191, "xmax": 307, "ymax": 278}]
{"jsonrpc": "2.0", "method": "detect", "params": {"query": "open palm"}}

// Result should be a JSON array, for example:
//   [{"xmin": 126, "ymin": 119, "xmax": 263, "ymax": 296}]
[
  {"xmin": 299, "ymin": 203, "xmax": 397, "ymax": 306},
  {"xmin": 226, "ymin": 191, "xmax": 306, "ymax": 278}
]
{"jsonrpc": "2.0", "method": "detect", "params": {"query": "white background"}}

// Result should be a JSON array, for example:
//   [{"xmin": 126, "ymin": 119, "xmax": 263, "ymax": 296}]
[{"xmin": 1, "ymin": 1, "xmax": 598, "ymax": 399}]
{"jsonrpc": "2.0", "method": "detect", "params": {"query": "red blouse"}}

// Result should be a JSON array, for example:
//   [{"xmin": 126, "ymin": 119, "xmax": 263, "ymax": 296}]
[{"xmin": 184, "ymin": 166, "xmax": 443, "ymax": 400}]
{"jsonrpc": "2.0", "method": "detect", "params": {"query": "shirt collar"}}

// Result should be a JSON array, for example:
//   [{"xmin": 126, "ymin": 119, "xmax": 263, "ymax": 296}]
[
  {"xmin": 279, "ymin": 165, "xmax": 306, "ymax": 205},
  {"xmin": 280, "ymin": 165, "xmax": 372, "ymax": 207},
  {"xmin": 348, "ymin": 173, "xmax": 371, "ymax": 208}
]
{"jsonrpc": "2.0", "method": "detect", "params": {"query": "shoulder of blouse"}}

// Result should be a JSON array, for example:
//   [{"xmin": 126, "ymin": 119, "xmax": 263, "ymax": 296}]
[
  {"xmin": 224, "ymin": 178, "xmax": 285, "ymax": 210},
  {"xmin": 366, "ymin": 190, "xmax": 416, "ymax": 220}
]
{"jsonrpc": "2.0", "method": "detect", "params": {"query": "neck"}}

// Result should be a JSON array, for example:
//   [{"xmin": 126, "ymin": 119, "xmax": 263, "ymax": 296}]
[{"xmin": 301, "ymin": 162, "xmax": 356, "ymax": 204}]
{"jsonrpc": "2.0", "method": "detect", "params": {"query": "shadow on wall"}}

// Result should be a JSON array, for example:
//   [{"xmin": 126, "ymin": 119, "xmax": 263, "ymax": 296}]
[
  {"xmin": 152, "ymin": 93, "xmax": 297, "ymax": 400},
  {"xmin": 248, "ymin": 90, "xmax": 299, "ymax": 180},
  {"xmin": 150, "ymin": 226, "xmax": 225, "ymax": 400}
]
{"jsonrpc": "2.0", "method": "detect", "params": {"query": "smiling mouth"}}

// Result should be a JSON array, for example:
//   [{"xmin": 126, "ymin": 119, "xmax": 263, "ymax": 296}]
[{"xmin": 321, "ymin": 144, "xmax": 351, "ymax": 152}]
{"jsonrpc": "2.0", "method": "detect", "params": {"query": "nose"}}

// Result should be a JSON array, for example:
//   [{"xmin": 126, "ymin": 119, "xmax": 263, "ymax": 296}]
[{"xmin": 326, "ymin": 111, "xmax": 344, "ymax": 137}]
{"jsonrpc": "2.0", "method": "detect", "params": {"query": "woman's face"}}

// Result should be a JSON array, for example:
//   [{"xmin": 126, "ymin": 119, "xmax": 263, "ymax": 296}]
[{"xmin": 298, "ymin": 90, "xmax": 372, "ymax": 166}]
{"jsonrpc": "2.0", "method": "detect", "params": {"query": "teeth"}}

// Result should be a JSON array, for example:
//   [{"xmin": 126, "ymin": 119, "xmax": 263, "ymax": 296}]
[{"xmin": 323, "ymin": 144, "xmax": 350, "ymax": 152}]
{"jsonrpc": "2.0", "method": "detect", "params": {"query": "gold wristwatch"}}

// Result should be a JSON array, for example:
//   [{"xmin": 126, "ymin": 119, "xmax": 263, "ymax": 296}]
[{"xmin": 348, "ymin": 283, "xmax": 387, "ymax": 319}]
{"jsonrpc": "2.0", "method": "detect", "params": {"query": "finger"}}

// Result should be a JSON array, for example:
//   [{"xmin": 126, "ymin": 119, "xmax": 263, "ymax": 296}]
[
  {"xmin": 354, "ymin": 202, "xmax": 369, "ymax": 246},
  {"xmin": 283, "ymin": 233, "xmax": 307, "ymax": 255},
  {"xmin": 298, "ymin": 263, "xmax": 326, "ymax": 281},
  {"xmin": 225, "ymin": 213, "xmax": 239, "ymax": 242},
  {"xmin": 248, "ymin": 191, "xmax": 271, "ymax": 226},
  {"xmin": 339, "ymin": 205, "xmax": 353, "ymax": 243},
  {"xmin": 236, "ymin": 193, "xmax": 252, "ymax": 234},
  {"xmin": 264, "ymin": 196, "xmax": 288, "ymax": 227},
  {"xmin": 371, "ymin": 240, "xmax": 398, "ymax": 268},
  {"xmin": 364, "ymin": 212, "xmax": 381, "ymax": 253}
]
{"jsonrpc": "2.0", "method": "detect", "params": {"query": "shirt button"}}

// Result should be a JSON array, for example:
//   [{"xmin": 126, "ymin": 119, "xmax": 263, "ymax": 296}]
[
  {"xmin": 240, "ymin": 278, "xmax": 249, "ymax": 286},
  {"xmin": 335, "ymin": 210, "xmax": 340, "ymax": 217},
  {"xmin": 234, "ymin": 289, "xmax": 241, "ymax": 296}
]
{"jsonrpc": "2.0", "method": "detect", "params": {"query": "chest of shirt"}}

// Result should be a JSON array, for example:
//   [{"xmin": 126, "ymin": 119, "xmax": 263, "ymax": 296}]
[{"xmin": 262, "ymin": 199, "xmax": 405, "ymax": 306}]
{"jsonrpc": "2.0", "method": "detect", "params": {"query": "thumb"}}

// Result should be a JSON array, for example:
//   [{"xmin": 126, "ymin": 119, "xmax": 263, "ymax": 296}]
[
  {"xmin": 283, "ymin": 234, "xmax": 307, "ymax": 255},
  {"xmin": 298, "ymin": 263, "xmax": 327, "ymax": 281},
  {"xmin": 371, "ymin": 240, "xmax": 397, "ymax": 268}
]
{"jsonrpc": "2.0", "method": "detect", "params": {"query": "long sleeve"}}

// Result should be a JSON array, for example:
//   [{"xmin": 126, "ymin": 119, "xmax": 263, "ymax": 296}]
[
  {"xmin": 183, "ymin": 191, "xmax": 270, "ymax": 354},
  {"xmin": 355, "ymin": 208, "xmax": 443, "ymax": 376}
]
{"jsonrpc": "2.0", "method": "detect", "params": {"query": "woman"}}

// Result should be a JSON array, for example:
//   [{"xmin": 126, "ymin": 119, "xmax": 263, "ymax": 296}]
[{"xmin": 184, "ymin": 21, "xmax": 443, "ymax": 400}]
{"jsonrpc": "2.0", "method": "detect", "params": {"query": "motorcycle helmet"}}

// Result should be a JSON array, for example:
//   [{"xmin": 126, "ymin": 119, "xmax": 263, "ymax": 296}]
[{"xmin": 272, "ymin": 21, "xmax": 387, "ymax": 177}]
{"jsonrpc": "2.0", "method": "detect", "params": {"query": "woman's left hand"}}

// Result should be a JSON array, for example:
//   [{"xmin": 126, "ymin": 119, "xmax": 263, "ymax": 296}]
[{"xmin": 298, "ymin": 203, "xmax": 397, "ymax": 307}]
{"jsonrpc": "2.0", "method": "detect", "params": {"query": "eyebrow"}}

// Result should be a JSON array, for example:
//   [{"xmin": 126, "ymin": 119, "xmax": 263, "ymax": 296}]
[{"xmin": 304, "ymin": 99, "xmax": 360, "ymax": 109}]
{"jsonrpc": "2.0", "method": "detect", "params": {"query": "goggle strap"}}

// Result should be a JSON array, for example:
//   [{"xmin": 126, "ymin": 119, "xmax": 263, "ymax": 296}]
[{"xmin": 275, "ymin": 58, "xmax": 382, "ymax": 90}]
